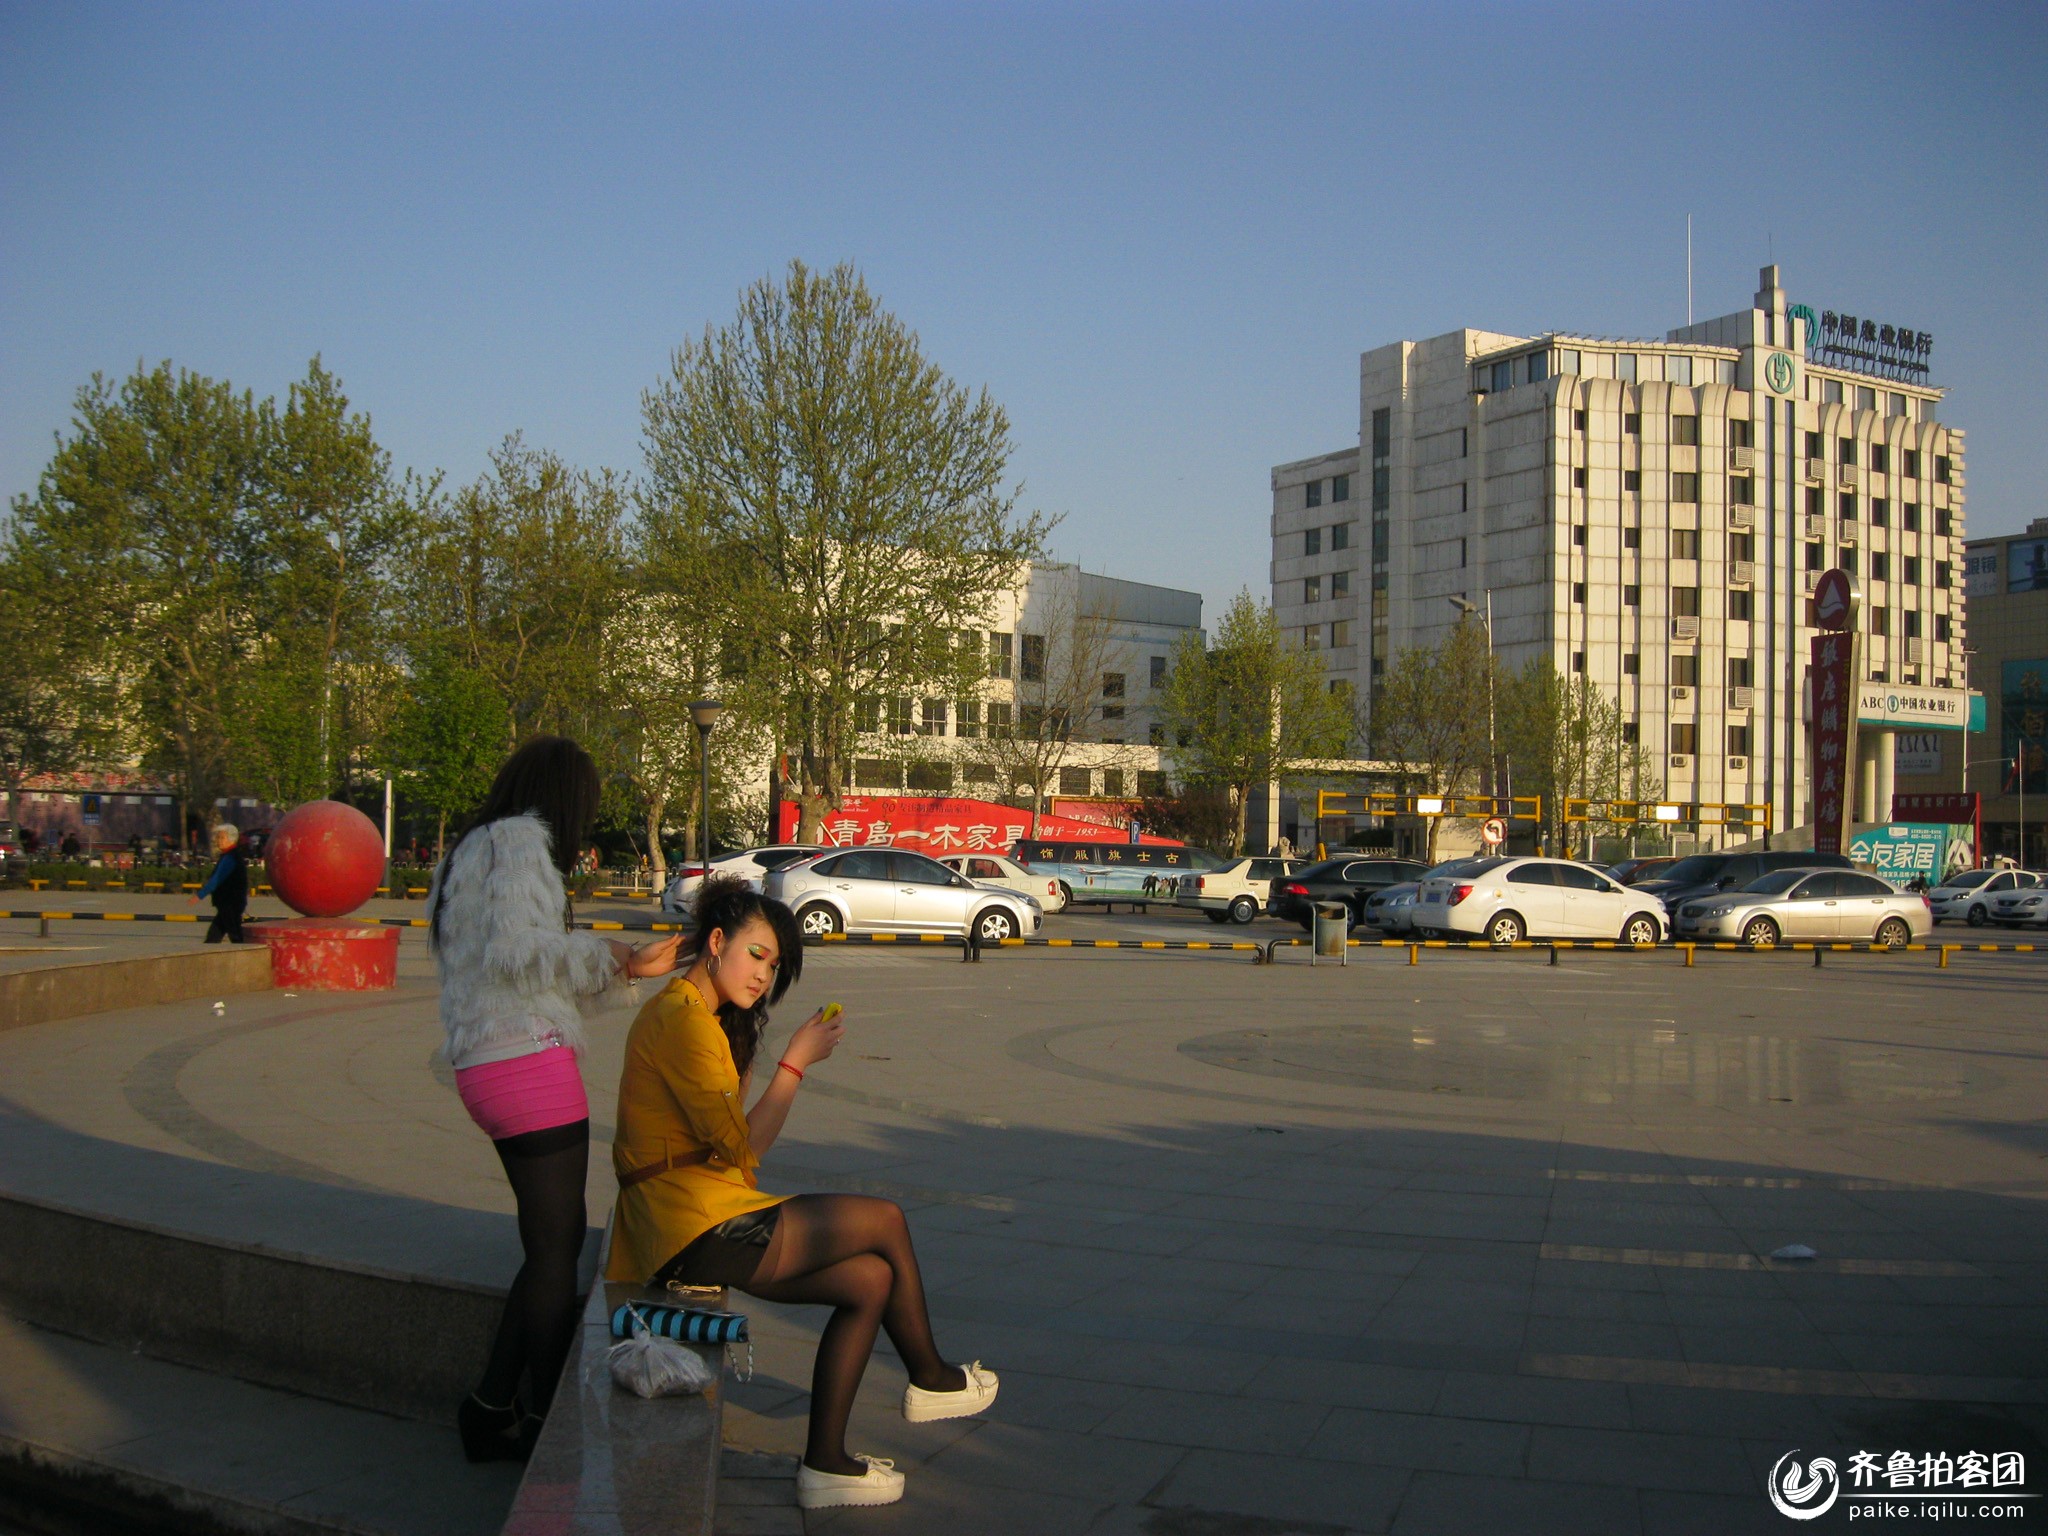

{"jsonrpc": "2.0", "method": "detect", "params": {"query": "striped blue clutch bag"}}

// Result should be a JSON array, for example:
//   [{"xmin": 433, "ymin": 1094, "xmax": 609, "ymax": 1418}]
[{"xmin": 609, "ymin": 1302, "xmax": 749, "ymax": 1345}]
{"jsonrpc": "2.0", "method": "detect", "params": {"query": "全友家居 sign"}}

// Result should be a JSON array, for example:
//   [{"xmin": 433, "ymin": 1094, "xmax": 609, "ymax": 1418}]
[{"xmin": 1848, "ymin": 823, "xmax": 1951, "ymax": 879}]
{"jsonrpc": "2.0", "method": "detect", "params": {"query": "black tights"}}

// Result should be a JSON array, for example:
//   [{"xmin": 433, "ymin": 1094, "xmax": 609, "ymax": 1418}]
[
  {"xmin": 737, "ymin": 1194, "xmax": 964, "ymax": 1476},
  {"xmin": 477, "ymin": 1120, "xmax": 589, "ymax": 1414}
]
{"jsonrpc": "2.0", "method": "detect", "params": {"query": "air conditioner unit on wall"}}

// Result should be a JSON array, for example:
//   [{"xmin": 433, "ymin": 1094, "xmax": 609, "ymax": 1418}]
[
  {"xmin": 1729, "ymin": 445, "xmax": 1754, "ymax": 471},
  {"xmin": 1728, "ymin": 756, "xmax": 1747, "ymax": 770},
  {"xmin": 1905, "ymin": 638, "xmax": 1925, "ymax": 663},
  {"xmin": 1730, "ymin": 560, "xmax": 1754, "ymax": 586},
  {"xmin": 1669, "ymin": 754, "xmax": 1691, "ymax": 768},
  {"xmin": 1730, "ymin": 687, "xmax": 1754, "ymax": 710},
  {"xmin": 1728, "ymin": 506, "xmax": 1753, "ymax": 530},
  {"xmin": 1803, "ymin": 464, "xmax": 1824, "ymax": 484},
  {"xmin": 1671, "ymin": 686, "xmax": 1692, "ymax": 701},
  {"xmin": 1803, "ymin": 514, "xmax": 1826, "ymax": 538},
  {"xmin": 1838, "ymin": 521, "xmax": 1858, "ymax": 543},
  {"xmin": 1837, "ymin": 463, "xmax": 1859, "ymax": 489},
  {"xmin": 1672, "ymin": 616, "xmax": 1700, "ymax": 640}
]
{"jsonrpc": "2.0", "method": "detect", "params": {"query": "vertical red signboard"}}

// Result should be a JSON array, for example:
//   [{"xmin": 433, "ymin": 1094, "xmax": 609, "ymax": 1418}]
[{"xmin": 1810, "ymin": 569, "xmax": 1860, "ymax": 856}]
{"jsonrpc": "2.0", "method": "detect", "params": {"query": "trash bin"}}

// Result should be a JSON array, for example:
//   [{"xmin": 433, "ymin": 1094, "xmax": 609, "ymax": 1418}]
[{"xmin": 1311, "ymin": 901, "xmax": 1349, "ymax": 965}]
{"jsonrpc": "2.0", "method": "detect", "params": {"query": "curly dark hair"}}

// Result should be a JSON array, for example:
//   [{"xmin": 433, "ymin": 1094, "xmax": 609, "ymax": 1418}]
[{"xmin": 691, "ymin": 874, "xmax": 804, "ymax": 1078}]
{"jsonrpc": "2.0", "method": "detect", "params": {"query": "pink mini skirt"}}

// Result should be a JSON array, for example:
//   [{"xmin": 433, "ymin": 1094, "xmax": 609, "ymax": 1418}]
[{"xmin": 456, "ymin": 1045, "xmax": 589, "ymax": 1141}]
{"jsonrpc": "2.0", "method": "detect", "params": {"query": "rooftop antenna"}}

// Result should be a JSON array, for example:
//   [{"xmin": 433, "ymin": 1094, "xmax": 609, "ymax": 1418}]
[{"xmin": 1686, "ymin": 214, "xmax": 1693, "ymax": 326}]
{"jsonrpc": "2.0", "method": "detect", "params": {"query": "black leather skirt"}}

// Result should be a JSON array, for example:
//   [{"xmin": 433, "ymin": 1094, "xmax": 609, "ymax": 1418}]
[{"xmin": 653, "ymin": 1203, "xmax": 783, "ymax": 1288}]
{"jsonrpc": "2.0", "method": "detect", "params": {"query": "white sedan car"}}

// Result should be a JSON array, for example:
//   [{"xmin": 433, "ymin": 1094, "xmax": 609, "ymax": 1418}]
[
  {"xmin": 1928, "ymin": 868, "xmax": 2040, "ymax": 927},
  {"xmin": 767, "ymin": 848, "xmax": 1042, "ymax": 943},
  {"xmin": 1414, "ymin": 856, "xmax": 1666, "ymax": 945},
  {"xmin": 1987, "ymin": 885, "xmax": 2048, "ymax": 929},
  {"xmin": 939, "ymin": 853, "xmax": 1066, "ymax": 913},
  {"xmin": 661, "ymin": 845, "xmax": 824, "ymax": 913}
]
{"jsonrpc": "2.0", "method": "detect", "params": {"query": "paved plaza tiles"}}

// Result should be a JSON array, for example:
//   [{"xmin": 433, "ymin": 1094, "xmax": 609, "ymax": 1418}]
[{"xmin": 1, "ymin": 900, "xmax": 2045, "ymax": 1533}]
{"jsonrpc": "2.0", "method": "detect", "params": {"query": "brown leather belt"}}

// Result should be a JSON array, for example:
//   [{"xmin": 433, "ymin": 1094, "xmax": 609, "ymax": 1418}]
[{"xmin": 617, "ymin": 1147, "xmax": 713, "ymax": 1189}]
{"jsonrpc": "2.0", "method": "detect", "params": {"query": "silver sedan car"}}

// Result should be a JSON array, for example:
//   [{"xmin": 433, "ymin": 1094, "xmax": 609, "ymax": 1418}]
[
  {"xmin": 1672, "ymin": 867, "xmax": 1932, "ymax": 946},
  {"xmin": 767, "ymin": 847, "xmax": 1042, "ymax": 943}
]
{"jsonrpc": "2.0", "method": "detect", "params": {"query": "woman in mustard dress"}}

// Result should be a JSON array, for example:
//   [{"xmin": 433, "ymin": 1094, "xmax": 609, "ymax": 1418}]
[{"xmin": 608, "ymin": 876, "xmax": 996, "ymax": 1511}]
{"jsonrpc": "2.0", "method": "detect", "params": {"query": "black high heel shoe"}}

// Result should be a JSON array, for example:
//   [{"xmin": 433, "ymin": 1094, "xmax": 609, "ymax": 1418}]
[{"xmin": 457, "ymin": 1393, "xmax": 532, "ymax": 1463}]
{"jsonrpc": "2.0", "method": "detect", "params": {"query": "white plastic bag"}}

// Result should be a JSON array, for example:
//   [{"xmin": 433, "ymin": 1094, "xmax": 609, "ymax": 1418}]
[{"xmin": 607, "ymin": 1304, "xmax": 717, "ymax": 1398}]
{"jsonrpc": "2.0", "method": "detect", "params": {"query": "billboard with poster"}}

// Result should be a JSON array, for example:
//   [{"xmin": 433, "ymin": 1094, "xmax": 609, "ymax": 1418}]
[
  {"xmin": 2008, "ymin": 539, "xmax": 2048, "ymax": 594},
  {"xmin": 2003, "ymin": 659, "xmax": 2047, "ymax": 795}
]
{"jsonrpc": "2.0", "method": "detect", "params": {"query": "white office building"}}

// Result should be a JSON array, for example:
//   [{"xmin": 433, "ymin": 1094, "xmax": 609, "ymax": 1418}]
[{"xmin": 1273, "ymin": 265, "xmax": 1967, "ymax": 843}]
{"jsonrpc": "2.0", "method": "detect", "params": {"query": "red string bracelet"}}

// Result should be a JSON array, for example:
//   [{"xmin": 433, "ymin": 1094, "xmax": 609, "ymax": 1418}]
[{"xmin": 777, "ymin": 1060, "xmax": 805, "ymax": 1083}]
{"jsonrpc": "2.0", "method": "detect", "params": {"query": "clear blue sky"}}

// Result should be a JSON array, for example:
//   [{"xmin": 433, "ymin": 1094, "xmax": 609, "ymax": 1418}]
[{"xmin": 4, "ymin": 2, "xmax": 2044, "ymax": 622}]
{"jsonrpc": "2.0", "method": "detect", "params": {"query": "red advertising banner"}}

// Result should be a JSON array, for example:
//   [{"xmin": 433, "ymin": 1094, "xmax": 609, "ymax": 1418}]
[
  {"xmin": 774, "ymin": 795, "xmax": 1182, "ymax": 852},
  {"xmin": 1810, "ymin": 631, "xmax": 1855, "ymax": 855},
  {"xmin": 1048, "ymin": 798, "xmax": 1144, "ymax": 832}
]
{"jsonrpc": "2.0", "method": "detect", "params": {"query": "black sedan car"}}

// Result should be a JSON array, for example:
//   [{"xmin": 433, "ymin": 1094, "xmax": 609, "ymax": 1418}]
[{"xmin": 1268, "ymin": 857, "xmax": 1430, "ymax": 929}]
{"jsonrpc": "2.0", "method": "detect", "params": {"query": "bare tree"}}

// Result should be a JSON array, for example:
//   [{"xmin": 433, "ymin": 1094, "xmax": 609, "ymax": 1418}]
[{"xmin": 1367, "ymin": 616, "xmax": 1496, "ymax": 860}]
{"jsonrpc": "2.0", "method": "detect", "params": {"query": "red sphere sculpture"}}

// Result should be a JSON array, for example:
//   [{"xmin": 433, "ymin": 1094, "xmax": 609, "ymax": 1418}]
[{"xmin": 266, "ymin": 800, "xmax": 387, "ymax": 918}]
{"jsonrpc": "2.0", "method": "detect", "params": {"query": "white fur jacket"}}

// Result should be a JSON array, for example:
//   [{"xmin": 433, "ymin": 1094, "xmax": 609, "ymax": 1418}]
[{"xmin": 425, "ymin": 813, "xmax": 626, "ymax": 1064}]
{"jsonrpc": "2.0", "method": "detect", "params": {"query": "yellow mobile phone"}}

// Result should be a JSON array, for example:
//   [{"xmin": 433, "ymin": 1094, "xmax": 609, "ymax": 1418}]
[{"xmin": 820, "ymin": 1003, "xmax": 843, "ymax": 1025}]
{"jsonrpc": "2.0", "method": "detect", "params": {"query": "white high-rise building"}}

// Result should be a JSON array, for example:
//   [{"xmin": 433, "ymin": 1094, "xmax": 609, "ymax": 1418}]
[{"xmin": 1273, "ymin": 265, "xmax": 1966, "ymax": 843}]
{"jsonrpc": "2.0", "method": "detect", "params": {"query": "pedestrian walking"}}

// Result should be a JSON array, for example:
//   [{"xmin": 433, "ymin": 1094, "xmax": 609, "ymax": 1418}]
[
  {"xmin": 188, "ymin": 823, "xmax": 249, "ymax": 942},
  {"xmin": 426, "ymin": 735, "xmax": 680, "ymax": 1462},
  {"xmin": 607, "ymin": 875, "xmax": 996, "ymax": 1511}
]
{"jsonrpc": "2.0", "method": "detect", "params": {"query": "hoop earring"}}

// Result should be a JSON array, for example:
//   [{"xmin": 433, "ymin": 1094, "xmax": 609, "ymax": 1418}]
[{"xmin": 707, "ymin": 951, "xmax": 722, "ymax": 978}]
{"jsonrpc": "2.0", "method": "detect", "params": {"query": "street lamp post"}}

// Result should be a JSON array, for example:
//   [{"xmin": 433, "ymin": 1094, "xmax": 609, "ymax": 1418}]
[
  {"xmin": 1448, "ymin": 593, "xmax": 1501, "ymax": 837},
  {"xmin": 689, "ymin": 700, "xmax": 723, "ymax": 876}
]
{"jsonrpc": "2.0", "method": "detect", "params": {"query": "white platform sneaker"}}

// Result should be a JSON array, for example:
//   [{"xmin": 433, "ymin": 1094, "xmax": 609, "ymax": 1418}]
[
  {"xmin": 795, "ymin": 1455, "xmax": 905, "ymax": 1509},
  {"xmin": 902, "ymin": 1361, "xmax": 999, "ymax": 1423}
]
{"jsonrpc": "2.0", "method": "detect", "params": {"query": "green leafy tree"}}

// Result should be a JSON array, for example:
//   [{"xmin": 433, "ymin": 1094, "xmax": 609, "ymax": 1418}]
[
  {"xmin": 640, "ymin": 260, "xmax": 1049, "ymax": 841},
  {"xmin": 1367, "ymin": 617, "xmax": 1497, "ymax": 860},
  {"xmin": 388, "ymin": 648, "xmax": 511, "ymax": 854},
  {"xmin": 1501, "ymin": 659, "xmax": 1663, "ymax": 855},
  {"xmin": 1157, "ymin": 592, "xmax": 1352, "ymax": 855}
]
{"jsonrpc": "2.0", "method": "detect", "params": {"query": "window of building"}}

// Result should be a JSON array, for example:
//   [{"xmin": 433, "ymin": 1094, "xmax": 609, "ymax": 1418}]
[
  {"xmin": 1857, "ymin": 386, "xmax": 1876, "ymax": 412},
  {"xmin": 1731, "ymin": 476, "xmax": 1754, "ymax": 505},
  {"xmin": 917, "ymin": 699, "xmax": 947, "ymax": 736},
  {"xmin": 1623, "ymin": 525, "xmax": 1640, "ymax": 549},
  {"xmin": 1807, "ymin": 485, "xmax": 1825, "ymax": 517},
  {"xmin": 1371, "ymin": 466, "xmax": 1390, "ymax": 512},
  {"xmin": 1805, "ymin": 541, "xmax": 1824, "ymax": 571},
  {"xmin": 1372, "ymin": 407, "xmax": 1391, "ymax": 459},
  {"xmin": 1058, "ymin": 766, "xmax": 1092, "ymax": 796},
  {"xmin": 1935, "ymin": 455, "xmax": 1950, "ymax": 484},
  {"xmin": 1101, "ymin": 704, "xmax": 1124, "ymax": 723},
  {"xmin": 1102, "ymin": 672, "xmax": 1125, "ymax": 700},
  {"xmin": 1571, "ymin": 651, "xmax": 1586, "ymax": 674},
  {"xmin": 1728, "ymin": 656, "xmax": 1753, "ymax": 688},
  {"xmin": 1303, "ymin": 625, "xmax": 1322, "ymax": 651},
  {"xmin": 1672, "ymin": 472, "xmax": 1700, "ymax": 503},
  {"xmin": 1889, "ymin": 392, "xmax": 1908, "ymax": 417},
  {"xmin": 1668, "ymin": 356, "xmax": 1694, "ymax": 388},
  {"xmin": 1728, "ymin": 724, "xmax": 1751, "ymax": 756},
  {"xmin": 1020, "ymin": 633, "xmax": 1045, "ymax": 683},
  {"xmin": 1936, "ymin": 508, "xmax": 1952, "ymax": 537},
  {"xmin": 888, "ymin": 697, "xmax": 915, "ymax": 736},
  {"xmin": 1099, "ymin": 768, "xmax": 1125, "ymax": 798},
  {"xmin": 1839, "ymin": 437, "xmax": 1857, "ymax": 467},
  {"xmin": 1673, "ymin": 587, "xmax": 1700, "ymax": 617},
  {"xmin": 1671, "ymin": 654, "xmax": 1699, "ymax": 686},
  {"xmin": 1731, "ymin": 419, "xmax": 1753, "ymax": 448},
  {"xmin": 1304, "ymin": 527, "xmax": 1321, "ymax": 557},
  {"xmin": 1331, "ymin": 619, "xmax": 1352, "ymax": 648},
  {"xmin": 1871, "ymin": 499, "xmax": 1888, "ymax": 528},
  {"xmin": 1573, "ymin": 466, "xmax": 1587, "ymax": 489},
  {"xmin": 1148, "ymin": 725, "xmax": 1165, "ymax": 747},
  {"xmin": 1490, "ymin": 359, "xmax": 1514, "ymax": 392},
  {"xmin": 1730, "ymin": 590, "xmax": 1753, "ymax": 620},
  {"xmin": 1670, "ymin": 722, "xmax": 1698, "ymax": 753},
  {"xmin": 1371, "ymin": 658, "xmax": 1384, "ymax": 678},
  {"xmin": 1623, "ymin": 653, "xmax": 1639, "ymax": 676},
  {"xmin": 1871, "ymin": 607, "xmax": 1889, "ymax": 636},
  {"xmin": 1331, "ymin": 522, "xmax": 1350, "ymax": 551},
  {"xmin": 856, "ymin": 697, "xmax": 881, "ymax": 732},
  {"xmin": 1527, "ymin": 353, "xmax": 1550, "ymax": 384},
  {"xmin": 1332, "ymin": 570, "xmax": 1350, "ymax": 598},
  {"xmin": 1304, "ymin": 575, "xmax": 1321, "ymax": 604},
  {"xmin": 955, "ymin": 700, "xmax": 981, "ymax": 739},
  {"xmin": 1149, "ymin": 655, "xmax": 1167, "ymax": 688},
  {"xmin": 1936, "ymin": 560, "xmax": 1950, "ymax": 590},
  {"xmin": 1617, "ymin": 355, "xmax": 1638, "ymax": 383},
  {"xmin": 1332, "ymin": 473, "xmax": 1350, "ymax": 502},
  {"xmin": 1459, "ymin": 537, "xmax": 1469, "ymax": 568},
  {"xmin": 1671, "ymin": 528, "xmax": 1700, "ymax": 560},
  {"xmin": 1871, "ymin": 552, "xmax": 1890, "ymax": 582},
  {"xmin": 1572, "ymin": 581, "xmax": 1586, "ymax": 605},
  {"xmin": 1672, "ymin": 414, "xmax": 1700, "ymax": 446},
  {"xmin": 1840, "ymin": 547, "xmax": 1858, "ymax": 576},
  {"xmin": 989, "ymin": 631, "xmax": 1013, "ymax": 679},
  {"xmin": 1624, "ymin": 469, "xmax": 1641, "ymax": 494},
  {"xmin": 1371, "ymin": 521, "xmax": 1389, "ymax": 562},
  {"xmin": 1729, "ymin": 532, "xmax": 1754, "ymax": 562},
  {"xmin": 1622, "ymin": 721, "xmax": 1639, "ymax": 744},
  {"xmin": 1805, "ymin": 429, "xmax": 1823, "ymax": 459},
  {"xmin": 1457, "ymin": 483, "xmax": 1469, "ymax": 512},
  {"xmin": 1625, "ymin": 412, "xmax": 1641, "ymax": 435},
  {"xmin": 1572, "ymin": 523, "xmax": 1587, "ymax": 547},
  {"xmin": 1936, "ymin": 613, "xmax": 1951, "ymax": 642},
  {"xmin": 907, "ymin": 762, "xmax": 953, "ymax": 793},
  {"xmin": 1903, "ymin": 556, "xmax": 1921, "ymax": 585},
  {"xmin": 1902, "ymin": 448, "xmax": 1921, "ymax": 479},
  {"xmin": 1902, "ymin": 503, "xmax": 1920, "ymax": 533},
  {"xmin": 1623, "ymin": 584, "xmax": 1640, "ymax": 606},
  {"xmin": 1823, "ymin": 378, "xmax": 1844, "ymax": 405},
  {"xmin": 1839, "ymin": 492, "xmax": 1857, "ymax": 521},
  {"xmin": 986, "ymin": 702, "xmax": 1013, "ymax": 737},
  {"xmin": 1559, "ymin": 349, "xmax": 1581, "ymax": 375},
  {"xmin": 1870, "ymin": 444, "xmax": 1890, "ymax": 475},
  {"xmin": 1305, "ymin": 480, "xmax": 1323, "ymax": 508},
  {"xmin": 856, "ymin": 759, "xmax": 904, "ymax": 790},
  {"xmin": 1903, "ymin": 608, "xmax": 1922, "ymax": 640},
  {"xmin": 1573, "ymin": 408, "xmax": 1586, "ymax": 431}
]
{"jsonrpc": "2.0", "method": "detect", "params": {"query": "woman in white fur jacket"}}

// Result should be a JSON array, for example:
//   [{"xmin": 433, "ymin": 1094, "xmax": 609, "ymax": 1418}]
[{"xmin": 426, "ymin": 735, "xmax": 679, "ymax": 1462}]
